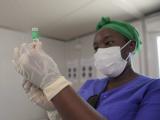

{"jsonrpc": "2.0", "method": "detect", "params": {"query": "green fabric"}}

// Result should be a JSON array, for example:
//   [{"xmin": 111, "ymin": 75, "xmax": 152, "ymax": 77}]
[{"xmin": 96, "ymin": 17, "xmax": 142, "ymax": 52}]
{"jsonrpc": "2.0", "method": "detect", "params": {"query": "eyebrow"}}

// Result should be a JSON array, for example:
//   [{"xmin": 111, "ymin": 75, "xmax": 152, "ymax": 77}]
[
  {"xmin": 94, "ymin": 34, "xmax": 113, "ymax": 45},
  {"xmin": 103, "ymin": 34, "xmax": 112, "ymax": 39}
]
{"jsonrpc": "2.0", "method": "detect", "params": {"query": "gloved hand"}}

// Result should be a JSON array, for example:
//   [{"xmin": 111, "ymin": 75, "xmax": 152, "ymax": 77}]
[
  {"xmin": 23, "ymin": 80, "xmax": 62, "ymax": 120},
  {"xmin": 13, "ymin": 42, "xmax": 71, "ymax": 101},
  {"xmin": 23, "ymin": 80, "xmax": 55, "ymax": 111},
  {"xmin": 47, "ymin": 111, "xmax": 62, "ymax": 120}
]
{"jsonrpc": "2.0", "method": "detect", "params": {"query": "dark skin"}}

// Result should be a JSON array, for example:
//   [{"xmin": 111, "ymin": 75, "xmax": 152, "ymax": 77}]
[{"xmin": 51, "ymin": 28, "xmax": 139, "ymax": 120}]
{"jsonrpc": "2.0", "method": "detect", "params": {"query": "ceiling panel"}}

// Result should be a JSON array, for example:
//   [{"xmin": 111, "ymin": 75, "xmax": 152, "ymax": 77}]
[
  {"xmin": 41, "ymin": 0, "xmax": 135, "ymax": 40},
  {"xmin": 0, "ymin": 0, "xmax": 159, "ymax": 40},
  {"xmin": 125, "ymin": 0, "xmax": 160, "ymax": 14},
  {"xmin": 0, "ymin": 0, "xmax": 91, "ymax": 32}
]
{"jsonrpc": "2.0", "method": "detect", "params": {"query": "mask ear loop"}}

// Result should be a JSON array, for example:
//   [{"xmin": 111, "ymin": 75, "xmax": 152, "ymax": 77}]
[
  {"xmin": 120, "ymin": 40, "xmax": 133, "ymax": 61},
  {"xmin": 120, "ymin": 40, "xmax": 132, "ymax": 50},
  {"xmin": 126, "ymin": 52, "xmax": 132, "ymax": 61}
]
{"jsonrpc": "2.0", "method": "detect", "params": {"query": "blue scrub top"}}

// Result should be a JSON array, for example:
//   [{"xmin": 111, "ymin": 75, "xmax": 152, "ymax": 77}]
[{"xmin": 78, "ymin": 75, "xmax": 160, "ymax": 120}]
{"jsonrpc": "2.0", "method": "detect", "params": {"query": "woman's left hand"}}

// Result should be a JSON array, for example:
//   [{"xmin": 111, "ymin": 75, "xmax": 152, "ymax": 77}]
[{"xmin": 13, "ymin": 42, "xmax": 71, "ymax": 101}]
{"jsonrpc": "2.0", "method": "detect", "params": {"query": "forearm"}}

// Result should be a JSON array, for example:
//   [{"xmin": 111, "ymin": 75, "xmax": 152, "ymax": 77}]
[{"xmin": 51, "ymin": 86, "xmax": 106, "ymax": 120}]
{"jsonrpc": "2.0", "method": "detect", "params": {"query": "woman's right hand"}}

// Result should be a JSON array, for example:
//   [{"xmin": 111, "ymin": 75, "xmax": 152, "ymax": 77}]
[{"xmin": 23, "ymin": 80, "xmax": 55, "ymax": 111}]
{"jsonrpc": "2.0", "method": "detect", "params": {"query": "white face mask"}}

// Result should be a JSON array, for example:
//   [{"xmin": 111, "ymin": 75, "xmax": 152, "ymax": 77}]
[{"xmin": 94, "ymin": 41, "xmax": 131, "ymax": 78}]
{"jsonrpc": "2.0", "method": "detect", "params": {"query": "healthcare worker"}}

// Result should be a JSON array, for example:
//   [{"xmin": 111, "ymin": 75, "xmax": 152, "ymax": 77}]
[{"xmin": 13, "ymin": 17, "xmax": 160, "ymax": 120}]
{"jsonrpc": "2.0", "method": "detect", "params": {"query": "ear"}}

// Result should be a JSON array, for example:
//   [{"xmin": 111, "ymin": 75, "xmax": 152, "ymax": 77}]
[{"xmin": 129, "ymin": 41, "xmax": 136, "ymax": 53}]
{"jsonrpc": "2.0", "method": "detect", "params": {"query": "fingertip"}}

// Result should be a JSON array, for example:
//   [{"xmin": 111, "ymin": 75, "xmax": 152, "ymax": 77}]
[
  {"xmin": 23, "ymin": 80, "xmax": 32, "ymax": 90},
  {"xmin": 22, "ymin": 80, "xmax": 28, "ymax": 87},
  {"xmin": 19, "ymin": 43, "xmax": 30, "ymax": 55},
  {"xmin": 32, "ymin": 41, "xmax": 42, "ymax": 50}
]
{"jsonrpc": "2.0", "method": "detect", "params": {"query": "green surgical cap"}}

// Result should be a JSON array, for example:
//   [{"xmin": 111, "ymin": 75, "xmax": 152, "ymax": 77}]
[{"xmin": 96, "ymin": 17, "xmax": 142, "ymax": 52}]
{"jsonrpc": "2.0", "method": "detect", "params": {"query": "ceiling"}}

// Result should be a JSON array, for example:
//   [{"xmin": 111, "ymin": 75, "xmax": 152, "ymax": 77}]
[{"xmin": 0, "ymin": 0, "xmax": 160, "ymax": 41}]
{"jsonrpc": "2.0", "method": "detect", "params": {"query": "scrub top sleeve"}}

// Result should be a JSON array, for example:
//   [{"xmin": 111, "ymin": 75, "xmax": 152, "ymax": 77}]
[{"xmin": 135, "ymin": 80, "xmax": 160, "ymax": 120}]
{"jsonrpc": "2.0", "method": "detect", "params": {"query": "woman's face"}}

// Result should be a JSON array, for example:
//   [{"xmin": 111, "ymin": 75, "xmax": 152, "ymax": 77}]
[{"xmin": 93, "ymin": 28, "xmax": 135, "ymax": 59}]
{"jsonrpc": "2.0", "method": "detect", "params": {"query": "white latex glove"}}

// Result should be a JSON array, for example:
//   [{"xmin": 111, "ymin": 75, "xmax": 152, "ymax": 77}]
[
  {"xmin": 13, "ymin": 42, "xmax": 71, "ymax": 100},
  {"xmin": 47, "ymin": 111, "xmax": 62, "ymax": 120},
  {"xmin": 23, "ymin": 80, "xmax": 55, "ymax": 111},
  {"xmin": 23, "ymin": 80, "xmax": 62, "ymax": 120}
]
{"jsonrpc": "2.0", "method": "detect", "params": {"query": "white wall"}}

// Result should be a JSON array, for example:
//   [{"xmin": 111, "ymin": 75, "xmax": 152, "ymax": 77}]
[
  {"xmin": 0, "ymin": 28, "xmax": 65, "ymax": 120},
  {"xmin": 145, "ymin": 15, "xmax": 160, "ymax": 77},
  {"xmin": 145, "ymin": 32, "xmax": 159, "ymax": 77},
  {"xmin": 64, "ymin": 34, "xmax": 97, "ymax": 89},
  {"xmin": 131, "ymin": 20, "xmax": 147, "ymax": 75},
  {"xmin": 145, "ymin": 14, "xmax": 160, "ymax": 78}
]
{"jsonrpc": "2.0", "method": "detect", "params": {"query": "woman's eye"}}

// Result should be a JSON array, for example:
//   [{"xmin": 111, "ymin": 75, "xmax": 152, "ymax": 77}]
[{"xmin": 104, "ymin": 41, "xmax": 114, "ymax": 46}]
